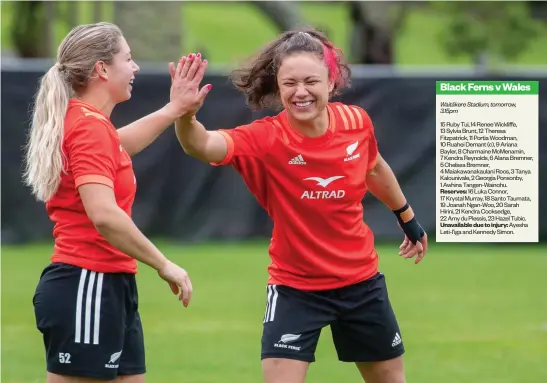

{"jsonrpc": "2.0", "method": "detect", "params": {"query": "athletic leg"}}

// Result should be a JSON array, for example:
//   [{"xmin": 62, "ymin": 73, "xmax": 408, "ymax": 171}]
[
  {"xmin": 46, "ymin": 372, "xmax": 144, "ymax": 383},
  {"xmin": 262, "ymin": 359, "xmax": 309, "ymax": 383},
  {"xmin": 330, "ymin": 273, "xmax": 406, "ymax": 383},
  {"xmin": 46, "ymin": 373, "xmax": 111, "ymax": 383},
  {"xmin": 115, "ymin": 375, "xmax": 144, "ymax": 383},
  {"xmin": 355, "ymin": 356, "xmax": 405, "ymax": 383},
  {"xmin": 260, "ymin": 284, "xmax": 337, "ymax": 383}
]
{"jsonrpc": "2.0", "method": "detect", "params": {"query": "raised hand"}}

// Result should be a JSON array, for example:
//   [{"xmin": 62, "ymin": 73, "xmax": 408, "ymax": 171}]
[{"xmin": 168, "ymin": 53, "xmax": 212, "ymax": 118}]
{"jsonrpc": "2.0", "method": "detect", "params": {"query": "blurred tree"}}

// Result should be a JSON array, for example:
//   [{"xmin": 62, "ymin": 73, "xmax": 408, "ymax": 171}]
[
  {"xmin": 348, "ymin": 1, "xmax": 409, "ymax": 64},
  {"xmin": 252, "ymin": 1, "xmax": 408, "ymax": 64},
  {"xmin": 11, "ymin": 1, "xmax": 51, "ymax": 58},
  {"xmin": 92, "ymin": 2, "xmax": 103, "ymax": 23},
  {"xmin": 66, "ymin": 1, "xmax": 78, "ymax": 28},
  {"xmin": 252, "ymin": 1, "xmax": 304, "ymax": 30},
  {"xmin": 434, "ymin": 2, "xmax": 542, "ymax": 65},
  {"xmin": 528, "ymin": 0, "xmax": 547, "ymax": 21},
  {"xmin": 114, "ymin": 2, "xmax": 182, "ymax": 62}
]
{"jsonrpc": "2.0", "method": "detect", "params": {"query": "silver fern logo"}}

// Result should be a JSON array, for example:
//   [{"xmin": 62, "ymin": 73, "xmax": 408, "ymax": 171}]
[
  {"xmin": 280, "ymin": 334, "xmax": 301, "ymax": 344},
  {"xmin": 109, "ymin": 351, "xmax": 122, "ymax": 364},
  {"xmin": 105, "ymin": 350, "xmax": 122, "ymax": 368},
  {"xmin": 274, "ymin": 334, "xmax": 302, "ymax": 351},
  {"xmin": 344, "ymin": 140, "xmax": 361, "ymax": 162},
  {"xmin": 346, "ymin": 141, "xmax": 358, "ymax": 156}
]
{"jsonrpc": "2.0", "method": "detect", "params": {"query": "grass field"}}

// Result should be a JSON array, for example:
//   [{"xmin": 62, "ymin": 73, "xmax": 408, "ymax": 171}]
[
  {"xmin": 2, "ymin": 240, "xmax": 547, "ymax": 383},
  {"xmin": 2, "ymin": 2, "xmax": 547, "ymax": 65}
]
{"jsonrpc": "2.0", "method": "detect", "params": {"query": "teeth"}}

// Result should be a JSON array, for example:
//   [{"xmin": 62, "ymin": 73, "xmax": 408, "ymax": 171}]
[{"xmin": 295, "ymin": 101, "xmax": 312, "ymax": 107}]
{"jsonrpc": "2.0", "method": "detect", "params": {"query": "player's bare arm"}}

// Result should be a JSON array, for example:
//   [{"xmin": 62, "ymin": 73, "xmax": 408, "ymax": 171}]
[
  {"xmin": 79, "ymin": 183, "xmax": 193, "ymax": 306},
  {"xmin": 117, "ymin": 55, "xmax": 210, "ymax": 157},
  {"xmin": 366, "ymin": 153, "xmax": 428, "ymax": 262},
  {"xmin": 366, "ymin": 153, "xmax": 407, "ymax": 210},
  {"xmin": 175, "ymin": 116, "xmax": 227, "ymax": 163},
  {"xmin": 170, "ymin": 54, "xmax": 228, "ymax": 163},
  {"xmin": 116, "ymin": 103, "xmax": 180, "ymax": 157}
]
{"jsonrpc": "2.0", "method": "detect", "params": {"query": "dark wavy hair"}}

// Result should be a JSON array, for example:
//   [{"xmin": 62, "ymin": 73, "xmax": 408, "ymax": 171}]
[{"xmin": 230, "ymin": 27, "xmax": 351, "ymax": 111}]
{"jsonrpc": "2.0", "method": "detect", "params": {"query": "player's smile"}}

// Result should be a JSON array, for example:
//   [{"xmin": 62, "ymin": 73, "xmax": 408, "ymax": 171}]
[
  {"xmin": 277, "ymin": 52, "xmax": 331, "ymax": 123},
  {"xmin": 292, "ymin": 100, "xmax": 315, "ymax": 110}
]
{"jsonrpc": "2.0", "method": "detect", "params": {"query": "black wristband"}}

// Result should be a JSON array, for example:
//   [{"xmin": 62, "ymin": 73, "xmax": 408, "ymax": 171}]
[
  {"xmin": 393, "ymin": 203, "xmax": 425, "ymax": 244},
  {"xmin": 393, "ymin": 203, "xmax": 410, "ymax": 217}
]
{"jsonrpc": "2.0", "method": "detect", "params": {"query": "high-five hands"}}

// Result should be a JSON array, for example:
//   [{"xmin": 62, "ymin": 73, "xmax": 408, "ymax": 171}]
[{"xmin": 168, "ymin": 53, "xmax": 212, "ymax": 118}]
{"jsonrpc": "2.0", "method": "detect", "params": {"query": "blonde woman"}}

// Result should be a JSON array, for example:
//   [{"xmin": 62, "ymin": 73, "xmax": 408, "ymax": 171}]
[{"xmin": 25, "ymin": 22, "xmax": 198, "ymax": 382}]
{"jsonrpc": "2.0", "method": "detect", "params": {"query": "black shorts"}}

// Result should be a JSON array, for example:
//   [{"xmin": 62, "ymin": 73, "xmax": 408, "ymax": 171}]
[
  {"xmin": 33, "ymin": 263, "xmax": 146, "ymax": 380},
  {"xmin": 261, "ymin": 272, "xmax": 404, "ymax": 363}
]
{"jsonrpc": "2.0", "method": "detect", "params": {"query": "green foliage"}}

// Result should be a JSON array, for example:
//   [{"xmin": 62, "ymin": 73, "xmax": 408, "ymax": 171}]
[
  {"xmin": 10, "ymin": 1, "xmax": 49, "ymax": 58},
  {"xmin": 2, "ymin": 2, "xmax": 547, "ymax": 65},
  {"xmin": 434, "ymin": 2, "xmax": 542, "ymax": 63}
]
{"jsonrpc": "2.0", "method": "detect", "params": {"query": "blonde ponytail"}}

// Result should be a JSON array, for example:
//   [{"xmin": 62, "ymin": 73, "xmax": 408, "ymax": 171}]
[
  {"xmin": 23, "ymin": 65, "xmax": 71, "ymax": 202},
  {"xmin": 22, "ymin": 22, "xmax": 124, "ymax": 203}
]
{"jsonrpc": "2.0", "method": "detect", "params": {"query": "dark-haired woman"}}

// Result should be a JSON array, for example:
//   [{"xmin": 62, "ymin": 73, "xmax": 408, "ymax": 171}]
[{"xmin": 171, "ymin": 28, "xmax": 428, "ymax": 383}]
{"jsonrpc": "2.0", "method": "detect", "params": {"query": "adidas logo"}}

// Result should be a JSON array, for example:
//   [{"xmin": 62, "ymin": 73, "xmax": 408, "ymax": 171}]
[
  {"xmin": 392, "ymin": 332, "xmax": 402, "ymax": 347},
  {"xmin": 289, "ymin": 154, "xmax": 306, "ymax": 165}
]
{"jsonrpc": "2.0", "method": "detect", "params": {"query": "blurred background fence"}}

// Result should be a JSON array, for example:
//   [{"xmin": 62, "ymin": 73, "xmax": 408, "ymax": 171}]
[{"xmin": 2, "ymin": 0, "xmax": 547, "ymax": 244}]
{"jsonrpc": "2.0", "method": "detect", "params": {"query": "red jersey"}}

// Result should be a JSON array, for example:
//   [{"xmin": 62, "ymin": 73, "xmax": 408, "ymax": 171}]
[
  {"xmin": 214, "ymin": 102, "xmax": 379, "ymax": 290},
  {"xmin": 46, "ymin": 99, "xmax": 137, "ymax": 274}
]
